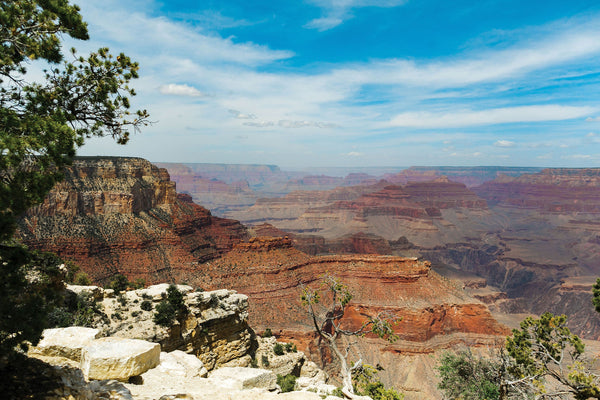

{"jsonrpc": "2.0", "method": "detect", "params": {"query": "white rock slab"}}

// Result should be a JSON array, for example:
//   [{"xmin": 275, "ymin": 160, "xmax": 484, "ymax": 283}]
[
  {"xmin": 155, "ymin": 350, "xmax": 208, "ymax": 378},
  {"xmin": 29, "ymin": 327, "xmax": 100, "ymax": 362},
  {"xmin": 137, "ymin": 284, "xmax": 193, "ymax": 301},
  {"xmin": 209, "ymin": 367, "xmax": 278, "ymax": 391},
  {"xmin": 81, "ymin": 337, "xmax": 160, "ymax": 381}
]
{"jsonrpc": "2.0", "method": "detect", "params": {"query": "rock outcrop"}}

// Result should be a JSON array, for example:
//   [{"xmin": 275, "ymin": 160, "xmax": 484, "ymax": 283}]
[
  {"xmin": 187, "ymin": 241, "xmax": 508, "ymax": 397},
  {"xmin": 16, "ymin": 157, "xmax": 249, "ymax": 285}
]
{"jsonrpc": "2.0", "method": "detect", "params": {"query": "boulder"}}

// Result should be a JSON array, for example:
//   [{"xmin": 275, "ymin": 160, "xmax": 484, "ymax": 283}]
[
  {"xmin": 81, "ymin": 337, "xmax": 160, "ymax": 381},
  {"xmin": 29, "ymin": 327, "xmax": 100, "ymax": 362},
  {"xmin": 209, "ymin": 367, "xmax": 278, "ymax": 391},
  {"xmin": 295, "ymin": 377, "xmax": 337, "ymax": 396},
  {"xmin": 66, "ymin": 284, "xmax": 105, "ymax": 301},
  {"xmin": 255, "ymin": 337, "xmax": 305, "ymax": 376},
  {"xmin": 155, "ymin": 350, "xmax": 208, "ymax": 378}
]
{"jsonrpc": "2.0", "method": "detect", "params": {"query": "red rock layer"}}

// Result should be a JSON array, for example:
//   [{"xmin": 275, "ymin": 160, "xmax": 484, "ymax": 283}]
[
  {"xmin": 474, "ymin": 168, "xmax": 600, "ymax": 212},
  {"xmin": 191, "ymin": 244, "xmax": 509, "ymax": 346},
  {"xmin": 16, "ymin": 157, "xmax": 248, "ymax": 285}
]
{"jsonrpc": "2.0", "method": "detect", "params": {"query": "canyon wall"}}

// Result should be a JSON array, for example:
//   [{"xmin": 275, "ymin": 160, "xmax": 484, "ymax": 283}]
[{"xmin": 16, "ymin": 157, "xmax": 248, "ymax": 285}]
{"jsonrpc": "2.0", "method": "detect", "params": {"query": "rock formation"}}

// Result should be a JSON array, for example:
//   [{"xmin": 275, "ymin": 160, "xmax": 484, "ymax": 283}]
[
  {"xmin": 16, "ymin": 157, "xmax": 249, "ymax": 285},
  {"xmin": 187, "ymin": 239, "xmax": 509, "ymax": 397}
]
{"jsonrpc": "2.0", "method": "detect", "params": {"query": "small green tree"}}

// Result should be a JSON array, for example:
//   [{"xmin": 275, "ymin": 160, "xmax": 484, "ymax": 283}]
[
  {"xmin": 437, "ymin": 349, "xmax": 501, "ymax": 400},
  {"xmin": 436, "ymin": 313, "xmax": 600, "ymax": 400},
  {"xmin": 301, "ymin": 275, "xmax": 400, "ymax": 399},
  {"xmin": 0, "ymin": 0, "xmax": 148, "ymax": 360},
  {"xmin": 153, "ymin": 284, "xmax": 188, "ymax": 327}
]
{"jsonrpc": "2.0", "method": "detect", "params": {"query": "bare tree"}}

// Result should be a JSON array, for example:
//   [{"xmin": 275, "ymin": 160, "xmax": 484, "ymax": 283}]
[{"xmin": 301, "ymin": 275, "xmax": 399, "ymax": 399}]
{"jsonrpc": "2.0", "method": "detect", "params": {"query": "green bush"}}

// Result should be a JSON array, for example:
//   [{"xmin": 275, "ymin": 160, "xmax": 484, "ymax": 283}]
[
  {"xmin": 261, "ymin": 355, "xmax": 270, "ymax": 367},
  {"xmin": 140, "ymin": 300, "xmax": 153, "ymax": 311},
  {"xmin": 436, "ymin": 350, "xmax": 500, "ymax": 400},
  {"xmin": 285, "ymin": 343, "xmax": 297, "ymax": 353},
  {"xmin": 273, "ymin": 343, "xmax": 284, "ymax": 356},
  {"xmin": 153, "ymin": 300, "xmax": 176, "ymax": 327},
  {"xmin": 277, "ymin": 374, "xmax": 297, "ymax": 393},
  {"xmin": 263, "ymin": 328, "xmax": 273, "ymax": 337},
  {"xmin": 73, "ymin": 271, "xmax": 91, "ymax": 286},
  {"xmin": 109, "ymin": 274, "xmax": 129, "ymax": 293}
]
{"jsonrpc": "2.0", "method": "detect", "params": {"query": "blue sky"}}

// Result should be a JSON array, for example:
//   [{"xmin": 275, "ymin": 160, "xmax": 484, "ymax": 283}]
[{"xmin": 71, "ymin": 0, "xmax": 600, "ymax": 168}]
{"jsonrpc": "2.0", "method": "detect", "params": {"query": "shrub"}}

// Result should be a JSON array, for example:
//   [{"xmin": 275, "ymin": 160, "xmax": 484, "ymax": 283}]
[
  {"xmin": 117, "ymin": 293, "xmax": 127, "ymax": 306},
  {"xmin": 285, "ymin": 343, "xmax": 297, "ymax": 353},
  {"xmin": 273, "ymin": 343, "xmax": 284, "ymax": 356},
  {"xmin": 277, "ymin": 374, "xmax": 297, "ymax": 393},
  {"xmin": 73, "ymin": 271, "xmax": 91, "ymax": 286},
  {"xmin": 261, "ymin": 355, "xmax": 270, "ymax": 367},
  {"xmin": 140, "ymin": 300, "xmax": 153, "ymax": 311},
  {"xmin": 263, "ymin": 328, "xmax": 273, "ymax": 337},
  {"xmin": 131, "ymin": 311, "xmax": 140, "ymax": 317},
  {"xmin": 153, "ymin": 300, "xmax": 176, "ymax": 327},
  {"xmin": 109, "ymin": 274, "xmax": 129, "ymax": 294}
]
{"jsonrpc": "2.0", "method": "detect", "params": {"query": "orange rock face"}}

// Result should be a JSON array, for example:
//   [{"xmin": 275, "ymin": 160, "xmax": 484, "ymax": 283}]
[
  {"xmin": 16, "ymin": 157, "xmax": 248, "ymax": 285},
  {"xmin": 191, "ymin": 243, "xmax": 508, "ymax": 346}
]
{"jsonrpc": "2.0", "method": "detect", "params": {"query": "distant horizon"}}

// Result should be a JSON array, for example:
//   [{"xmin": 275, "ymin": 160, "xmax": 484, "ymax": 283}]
[{"xmin": 66, "ymin": 0, "xmax": 600, "ymax": 167}]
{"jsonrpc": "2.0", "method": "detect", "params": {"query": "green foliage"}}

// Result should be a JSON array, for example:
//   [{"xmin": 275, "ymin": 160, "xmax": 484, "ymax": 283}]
[
  {"xmin": 506, "ymin": 312, "xmax": 584, "ymax": 379},
  {"xmin": 73, "ymin": 271, "xmax": 91, "ymax": 286},
  {"xmin": 131, "ymin": 278, "xmax": 145, "ymax": 289},
  {"xmin": 437, "ymin": 350, "xmax": 500, "ymax": 400},
  {"xmin": 109, "ymin": 274, "xmax": 129, "ymax": 294},
  {"xmin": 153, "ymin": 300, "xmax": 176, "ymax": 327},
  {"xmin": 0, "ymin": 0, "xmax": 147, "ymax": 360},
  {"xmin": 152, "ymin": 285, "xmax": 187, "ymax": 327},
  {"xmin": 261, "ymin": 355, "xmax": 270, "ymax": 367},
  {"xmin": 273, "ymin": 343, "xmax": 284, "ymax": 356},
  {"xmin": 263, "ymin": 328, "xmax": 273, "ymax": 337},
  {"xmin": 140, "ymin": 300, "xmax": 153, "ymax": 311},
  {"xmin": 0, "ymin": 246, "xmax": 65, "ymax": 358},
  {"xmin": 285, "ymin": 343, "xmax": 297, "ymax": 353},
  {"xmin": 593, "ymin": 278, "xmax": 600, "ymax": 313},
  {"xmin": 353, "ymin": 364, "xmax": 403, "ymax": 400},
  {"xmin": 277, "ymin": 374, "xmax": 297, "ymax": 393}
]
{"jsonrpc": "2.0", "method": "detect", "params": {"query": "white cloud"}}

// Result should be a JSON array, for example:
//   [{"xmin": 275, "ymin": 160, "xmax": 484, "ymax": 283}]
[
  {"xmin": 346, "ymin": 151, "xmax": 363, "ymax": 156},
  {"xmin": 586, "ymin": 116, "xmax": 600, "ymax": 122},
  {"xmin": 305, "ymin": 0, "xmax": 407, "ymax": 31},
  {"xmin": 159, "ymin": 83, "xmax": 204, "ymax": 97},
  {"xmin": 243, "ymin": 121, "xmax": 274, "ymax": 127},
  {"xmin": 389, "ymin": 105, "xmax": 595, "ymax": 128},
  {"xmin": 304, "ymin": 17, "xmax": 344, "ymax": 31},
  {"xmin": 494, "ymin": 140, "xmax": 516, "ymax": 148},
  {"xmin": 229, "ymin": 109, "xmax": 257, "ymax": 119},
  {"xmin": 562, "ymin": 154, "xmax": 592, "ymax": 159}
]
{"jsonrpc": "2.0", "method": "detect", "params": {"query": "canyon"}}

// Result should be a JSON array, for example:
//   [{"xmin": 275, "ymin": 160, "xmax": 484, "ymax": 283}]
[
  {"xmin": 158, "ymin": 163, "xmax": 600, "ymax": 340},
  {"xmin": 15, "ymin": 157, "xmax": 519, "ymax": 398}
]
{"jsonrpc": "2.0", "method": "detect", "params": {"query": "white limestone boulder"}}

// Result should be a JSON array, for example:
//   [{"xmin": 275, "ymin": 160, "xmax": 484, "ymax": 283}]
[
  {"xmin": 66, "ymin": 284, "xmax": 105, "ymax": 301},
  {"xmin": 29, "ymin": 327, "xmax": 100, "ymax": 362},
  {"xmin": 209, "ymin": 367, "xmax": 278, "ymax": 391},
  {"xmin": 155, "ymin": 350, "xmax": 208, "ymax": 378},
  {"xmin": 81, "ymin": 337, "xmax": 160, "ymax": 381}
]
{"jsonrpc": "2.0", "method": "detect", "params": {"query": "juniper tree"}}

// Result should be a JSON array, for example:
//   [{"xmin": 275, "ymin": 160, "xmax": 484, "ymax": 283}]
[
  {"xmin": 301, "ymin": 275, "xmax": 400, "ymax": 399},
  {"xmin": 0, "ymin": 0, "xmax": 148, "ymax": 359}
]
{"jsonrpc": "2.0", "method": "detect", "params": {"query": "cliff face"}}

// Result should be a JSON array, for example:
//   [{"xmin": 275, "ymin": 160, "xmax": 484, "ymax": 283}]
[
  {"xmin": 189, "ymin": 239, "xmax": 507, "ymax": 396},
  {"xmin": 229, "ymin": 179, "xmax": 491, "ymax": 247},
  {"xmin": 474, "ymin": 168, "xmax": 600, "ymax": 212},
  {"xmin": 16, "ymin": 157, "xmax": 249, "ymax": 285}
]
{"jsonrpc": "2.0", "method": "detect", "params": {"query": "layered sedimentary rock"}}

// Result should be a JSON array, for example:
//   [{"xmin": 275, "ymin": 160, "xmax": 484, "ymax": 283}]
[
  {"xmin": 386, "ymin": 166, "xmax": 543, "ymax": 187},
  {"xmin": 189, "ymin": 239, "xmax": 507, "ymax": 398},
  {"xmin": 16, "ymin": 157, "xmax": 248, "ymax": 285},
  {"xmin": 231, "ymin": 179, "xmax": 491, "ymax": 248},
  {"xmin": 474, "ymin": 168, "xmax": 600, "ymax": 212}
]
